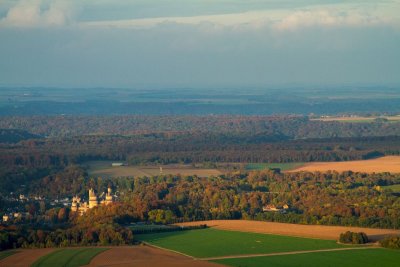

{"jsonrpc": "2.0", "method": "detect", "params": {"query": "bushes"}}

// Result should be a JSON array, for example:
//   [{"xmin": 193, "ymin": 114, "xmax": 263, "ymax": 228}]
[
  {"xmin": 339, "ymin": 231, "xmax": 369, "ymax": 244},
  {"xmin": 379, "ymin": 236, "xmax": 400, "ymax": 249},
  {"xmin": 131, "ymin": 224, "xmax": 207, "ymax": 235}
]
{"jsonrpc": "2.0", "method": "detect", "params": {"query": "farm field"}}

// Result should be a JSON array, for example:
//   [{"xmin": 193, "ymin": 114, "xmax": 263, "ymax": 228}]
[
  {"xmin": 214, "ymin": 248, "xmax": 400, "ymax": 267},
  {"xmin": 0, "ymin": 250, "xmax": 18, "ymax": 260},
  {"xmin": 136, "ymin": 228, "xmax": 345, "ymax": 258},
  {"xmin": 245, "ymin": 163, "xmax": 304, "ymax": 171},
  {"xmin": 311, "ymin": 115, "xmax": 400, "ymax": 123},
  {"xmin": 382, "ymin": 184, "xmax": 400, "ymax": 192},
  {"xmin": 176, "ymin": 220, "xmax": 400, "ymax": 241},
  {"xmin": 31, "ymin": 248, "xmax": 107, "ymax": 267},
  {"xmin": 86, "ymin": 161, "xmax": 222, "ymax": 178},
  {"xmin": 288, "ymin": 156, "xmax": 400, "ymax": 173},
  {"xmin": 0, "ymin": 248, "xmax": 54, "ymax": 267},
  {"xmin": 84, "ymin": 246, "xmax": 223, "ymax": 267}
]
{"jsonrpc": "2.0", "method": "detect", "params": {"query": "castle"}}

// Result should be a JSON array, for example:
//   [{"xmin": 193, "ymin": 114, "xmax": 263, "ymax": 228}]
[{"xmin": 71, "ymin": 187, "xmax": 114, "ymax": 215}]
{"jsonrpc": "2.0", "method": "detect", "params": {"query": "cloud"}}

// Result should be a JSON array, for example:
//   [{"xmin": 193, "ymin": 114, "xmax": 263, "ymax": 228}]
[
  {"xmin": 1, "ymin": 1, "xmax": 399, "ymax": 30},
  {"xmin": 0, "ymin": 0, "xmax": 75, "ymax": 27},
  {"xmin": 274, "ymin": 7, "xmax": 394, "ymax": 31},
  {"xmin": 79, "ymin": 3, "xmax": 400, "ymax": 32}
]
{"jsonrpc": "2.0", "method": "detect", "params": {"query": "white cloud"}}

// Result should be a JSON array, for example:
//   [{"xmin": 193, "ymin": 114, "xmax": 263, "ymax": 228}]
[
  {"xmin": 1, "ymin": 1, "xmax": 399, "ymax": 30},
  {"xmin": 0, "ymin": 0, "xmax": 75, "ymax": 27},
  {"xmin": 78, "ymin": 2, "xmax": 400, "ymax": 32},
  {"xmin": 274, "ymin": 6, "xmax": 395, "ymax": 31}
]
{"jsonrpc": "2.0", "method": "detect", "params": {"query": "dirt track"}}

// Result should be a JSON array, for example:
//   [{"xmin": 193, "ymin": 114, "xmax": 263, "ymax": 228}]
[
  {"xmin": 176, "ymin": 220, "xmax": 400, "ymax": 241},
  {"xmin": 83, "ymin": 246, "xmax": 223, "ymax": 267},
  {"xmin": 288, "ymin": 156, "xmax": 400, "ymax": 173},
  {"xmin": 0, "ymin": 248, "xmax": 54, "ymax": 267}
]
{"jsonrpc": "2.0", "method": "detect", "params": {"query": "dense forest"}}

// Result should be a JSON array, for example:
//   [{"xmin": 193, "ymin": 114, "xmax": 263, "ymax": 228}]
[
  {"xmin": 0, "ymin": 116, "xmax": 400, "ymax": 172},
  {"xmin": 0, "ymin": 134, "xmax": 399, "ymax": 173},
  {"xmin": 1, "ymin": 115, "xmax": 400, "ymax": 138}
]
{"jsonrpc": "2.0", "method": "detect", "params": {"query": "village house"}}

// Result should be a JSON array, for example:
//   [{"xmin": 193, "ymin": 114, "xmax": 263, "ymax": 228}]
[{"xmin": 2, "ymin": 214, "xmax": 10, "ymax": 222}]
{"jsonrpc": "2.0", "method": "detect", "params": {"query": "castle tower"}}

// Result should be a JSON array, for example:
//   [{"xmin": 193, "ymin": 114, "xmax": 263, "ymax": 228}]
[
  {"xmin": 105, "ymin": 187, "xmax": 113, "ymax": 205},
  {"xmin": 88, "ymin": 188, "xmax": 98, "ymax": 209},
  {"xmin": 71, "ymin": 196, "xmax": 79, "ymax": 212}
]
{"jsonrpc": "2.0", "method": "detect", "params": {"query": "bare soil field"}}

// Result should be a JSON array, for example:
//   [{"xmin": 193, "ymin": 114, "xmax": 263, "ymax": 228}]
[
  {"xmin": 176, "ymin": 220, "xmax": 400, "ymax": 242},
  {"xmin": 86, "ymin": 161, "xmax": 222, "ymax": 178},
  {"xmin": 0, "ymin": 246, "xmax": 223, "ymax": 267},
  {"xmin": 83, "ymin": 246, "xmax": 223, "ymax": 267},
  {"xmin": 311, "ymin": 115, "xmax": 400, "ymax": 122},
  {"xmin": 287, "ymin": 156, "xmax": 400, "ymax": 173},
  {"xmin": 0, "ymin": 248, "xmax": 54, "ymax": 267}
]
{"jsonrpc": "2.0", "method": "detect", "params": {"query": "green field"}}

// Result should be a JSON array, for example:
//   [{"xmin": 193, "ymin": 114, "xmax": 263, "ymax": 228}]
[
  {"xmin": 0, "ymin": 250, "xmax": 18, "ymax": 260},
  {"xmin": 382, "ymin": 184, "xmax": 400, "ymax": 193},
  {"xmin": 214, "ymin": 248, "xmax": 400, "ymax": 267},
  {"xmin": 136, "ymin": 228, "xmax": 345, "ymax": 258},
  {"xmin": 31, "ymin": 248, "xmax": 108, "ymax": 267},
  {"xmin": 245, "ymin": 163, "xmax": 304, "ymax": 171}
]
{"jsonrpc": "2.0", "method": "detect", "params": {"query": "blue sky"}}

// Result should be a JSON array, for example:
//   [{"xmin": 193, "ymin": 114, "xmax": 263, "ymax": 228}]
[{"xmin": 0, "ymin": 0, "xmax": 399, "ymax": 88}]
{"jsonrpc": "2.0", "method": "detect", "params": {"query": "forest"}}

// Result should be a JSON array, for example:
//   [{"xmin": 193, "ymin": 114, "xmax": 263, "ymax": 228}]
[
  {"xmin": 1, "ymin": 87, "xmax": 400, "ymax": 115},
  {"xmin": 1, "ymin": 168, "xmax": 400, "ymax": 250},
  {"xmin": 1, "ymin": 115, "xmax": 400, "ymax": 250}
]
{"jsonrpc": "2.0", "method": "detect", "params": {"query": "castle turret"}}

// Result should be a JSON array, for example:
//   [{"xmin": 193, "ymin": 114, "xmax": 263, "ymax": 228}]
[
  {"xmin": 71, "ymin": 196, "xmax": 81, "ymax": 212},
  {"xmin": 105, "ymin": 187, "xmax": 113, "ymax": 205},
  {"xmin": 88, "ymin": 188, "xmax": 98, "ymax": 209}
]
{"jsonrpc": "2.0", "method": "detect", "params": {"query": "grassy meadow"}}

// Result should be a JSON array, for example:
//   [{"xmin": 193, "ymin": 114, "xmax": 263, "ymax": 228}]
[
  {"xmin": 383, "ymin": 184, "xmax": 400, "ymax": 193},
  {"xmin": 86, "ymin": 161, "xmax": 222, "ymax": 178},
  {"xmin": 136, "ymin": 228, "xmax": 345, "ymax": 258},
  {"xmin": 31, "ymin": 248, "xmax": 108, "ymax": 267},
  {"xmin": 214, "ymin": 248, "xmax": 400, "ymax": 267},
  {"xmin": 245, "ymin": 163, "xmax": 305, "ymax": 171}
]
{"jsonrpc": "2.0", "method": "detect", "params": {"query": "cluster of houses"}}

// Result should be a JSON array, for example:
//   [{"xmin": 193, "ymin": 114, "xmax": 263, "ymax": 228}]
[
  {"xmin": 2, "ymin": 212, "xmax": 31, "ymax": 223},
  {"xmin": 1, "ymin": 187, "xmax": 116, "ymax": 223}
]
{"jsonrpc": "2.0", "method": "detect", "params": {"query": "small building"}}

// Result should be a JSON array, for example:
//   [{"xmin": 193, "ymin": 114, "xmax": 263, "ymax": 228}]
[
  {"xmin": 263, "ymin": 204, "xmax": 290, "ymax": 212},
  {"xmin": 263, "ymin": 204, "xmax": 280, "ymax": 212},
  {"xmin": 111, "ymin": 163, "xmax": 125, "ymax": 167},
  {"xmin": 2, "ymin": 214, "xmax": 10, "ymax": 222}
]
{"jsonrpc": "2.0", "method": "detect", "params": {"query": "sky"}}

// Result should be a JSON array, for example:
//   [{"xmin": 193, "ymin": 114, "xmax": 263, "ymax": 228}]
[{"xmin": 0, "ymin": 0, "xmax": 399, "ymax": 88}]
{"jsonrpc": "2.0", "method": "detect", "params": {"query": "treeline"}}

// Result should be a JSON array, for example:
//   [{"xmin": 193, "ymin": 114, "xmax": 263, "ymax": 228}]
[
  {"xmin": 0, "ymin": 129, "xmax": 40, "ymax": 143},
  {"xmin": 380, "ymin": 236, "xmax": 400, "ymax": 249},
  {"xmin": 0, "ymin": 204, "xmax": 135, "ymax": 250},
  {"xmin": 1, "ymin": 135, "xmax": 400, "ymax": 170},
  {"xmin": 1, "ymin": 115, "xmax": 400, "ymax": 138},
  {"xmin": 130, "ymin": 224, "xmax": 207, "ymax": 234}
]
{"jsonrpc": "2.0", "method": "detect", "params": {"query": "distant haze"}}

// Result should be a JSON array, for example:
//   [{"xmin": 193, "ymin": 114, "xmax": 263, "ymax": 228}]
[{"xmin": 0, "ymin": 0, "xmax": 399, "ymax": 88}]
